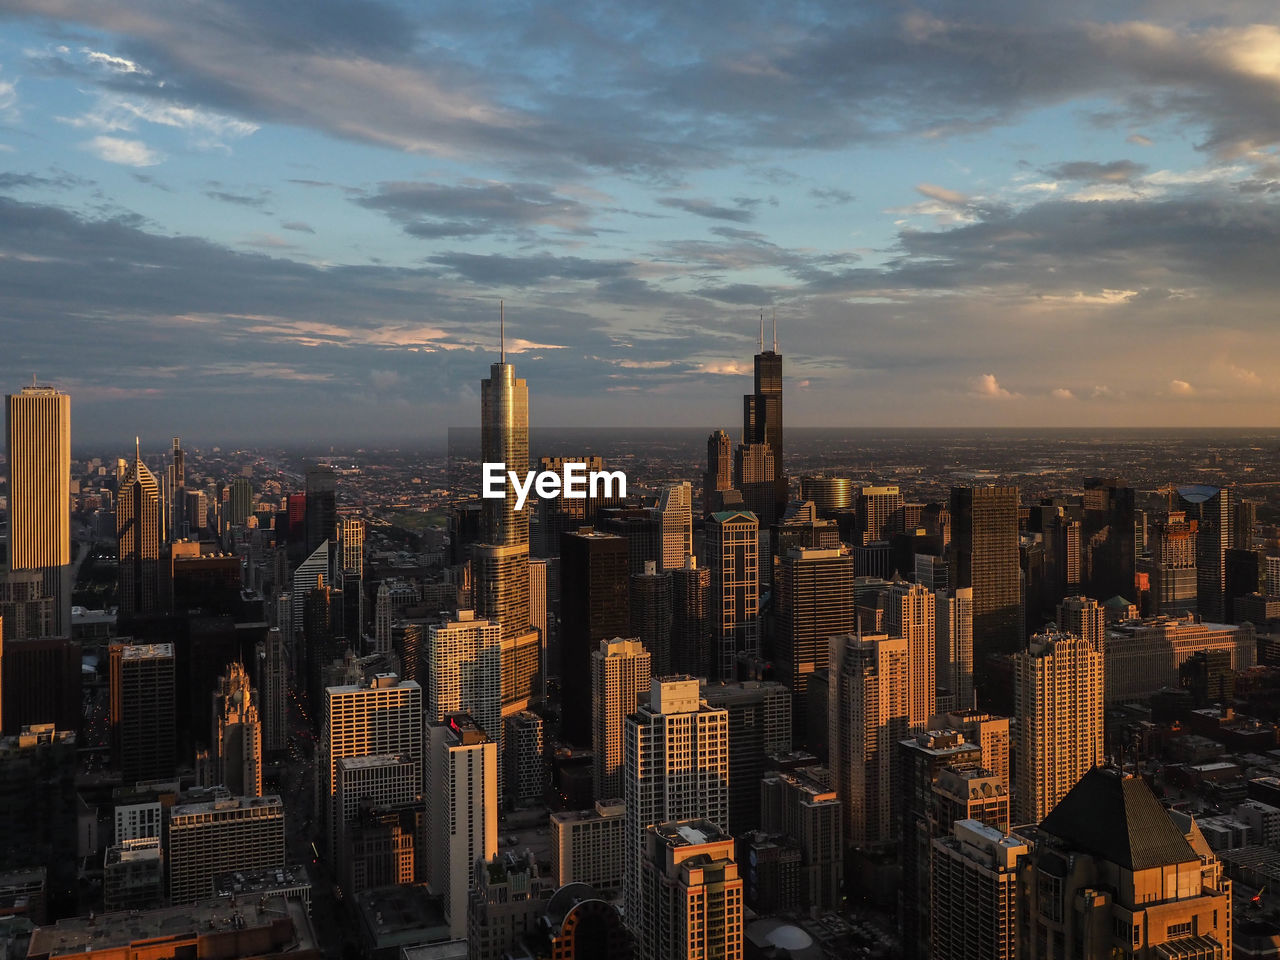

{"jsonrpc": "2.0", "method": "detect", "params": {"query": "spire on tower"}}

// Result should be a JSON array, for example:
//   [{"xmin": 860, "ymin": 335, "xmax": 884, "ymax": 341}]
[
  {"xmin": 135, "ymin": 436, "xmax": 140, "ymax": 462},
  {"xmin": 758, "ymin": 311, "xmax": 764, "ymax": 351},
  {"xmin": 500, "ymin": 300, "xmax": 505, "ymax": 365},
  {"xmin": 772, "ymin": 308, "xmax": 777, "ymax": 353}
]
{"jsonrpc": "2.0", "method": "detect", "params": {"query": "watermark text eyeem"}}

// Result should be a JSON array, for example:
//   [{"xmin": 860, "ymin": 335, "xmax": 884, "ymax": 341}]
[{"xmin": 482, "ymin": 462, "xmax": 627, "ymax": 510}]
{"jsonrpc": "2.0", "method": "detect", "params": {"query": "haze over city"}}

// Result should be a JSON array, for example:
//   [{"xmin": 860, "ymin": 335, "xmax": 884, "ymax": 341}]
[{"xmin": 2, "ymin": 0, "xmax": 1280, "ymax": 442}]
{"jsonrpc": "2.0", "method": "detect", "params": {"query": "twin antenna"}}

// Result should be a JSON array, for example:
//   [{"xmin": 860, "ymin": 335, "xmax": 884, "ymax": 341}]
[{"xmin": 757, "ymin": 309, "xmax": 779, "ymax": 353}]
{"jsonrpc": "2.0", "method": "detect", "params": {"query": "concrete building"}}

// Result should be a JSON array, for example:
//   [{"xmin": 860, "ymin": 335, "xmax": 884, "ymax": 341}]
[
  {"xmin": 1104, "ymin": 616, "xmax": 1255, "ymax": 703},
  {"xmin": 591, "ymin": 638, "xmax": 651, "ymax": 803},
  {"xmin": 550, "ymin": 800, "xmax": 625, "ymax": 891},
  {"xmin": 701, "ymin": 679, "xmax": 791, "ymax": 835},
  {"xmin": 623, "ymin": 677, "xmax": 729, "ymax": 940},
  {"xmin": 425, "ymin": 714, "xmax": 497, "ymax": 940},
  {"xmin": 707, "ymin": 509, "xmax": 760, "ymax": 679},
  {"xmin": 503, "ymin": 711, "xmax": 545, "ymax": 807},
  {"xmin": 935, "ymin": 587, "xmax": 974, "ymax": 712},
  {"xmin": 931, "ymin": 819, "xmax": 1027, "ymax": 960},
  {"xmin": 109, "ymin": 642, "xmax": 176, "ymax": 784},
  {"xmin": 206, "ymin": 661, "xmax": 262, "ymax": 797},
  {"xmin": 257, "ymin": 626, "xmax": 287, "ymax": 753},
  {"xmin": 885, "ymin": 581, "xmax": 936, "ymax": 728},
  {"xmin": 466, "ymin": 852, "xmax": 552, "ymax": 960},
  {"xmin": 758, "ymin": 769, "xmax": 843, "ymax": 910},
  {"xmin": 425, "ymin": 610, "xmax": 502, "ymax": 745},
  {"xmin": 658, "ymin": 482, "xmax": 693, "ymax": 570},
  {"xmin": 640, "ymin": 820, "xmax": 742, "ymax": 960},
  {"xmin": 1014, "ymin": 630, "xmax": 1104, "ymax": 824},
  {"xmin": 165, "ymin": 793, "xmax": 285, "ymax": 904},
  {"xmin": 102, "ymin": 837, "xmax": 163, "ymax": 912}
]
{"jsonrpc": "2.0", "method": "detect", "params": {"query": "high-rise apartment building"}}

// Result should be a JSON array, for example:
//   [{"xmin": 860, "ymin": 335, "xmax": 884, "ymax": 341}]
[
  {"xmin": 1014, "ymin": 630, "xmax": 1104, "ymax": 824},
  {"xmin": 592, "ymin": 638, "xmax": 651, "ymax": 802},
  {"xmin": 774, "ymin": 547, "xmax": 855, "ymax": 734},
  {"xmin": 758, "ymin": 769, "xmax": 843, "ymax": 910},
  {"xmin": 950, "ymin": 486, "xmax": 1021, "ymax": 660},
  {"xmin": 503, "ymin": 710, "xmax": 545, "ymax": 807},
  {"xmin": 640, "ymin": 820, "xmax": 743, "ymax": 960},
  {"xmin": 1, "ymin": 633, "xmax": 80, "ymax": 735},
  {"xmin": 550, "ymin": 800, "xmax": 626, "ymax": 891},
  {"xmin": 4, "ymin": 385, "xmax": 71, "ymax": 636},
  {"xmin": 939, "ymin": 709, "xmax": 1011, "ymax": 789},
  {"xmin": 658, "ymin": 482, "xmax": 693, "ymax": 570},
  {"xmin": 931, "ymin": 819, "xmax": 1026, "ymax": 960},
  {"xmin": 333, "ymin": 754, "xmax": 419, "ymax": 889},
  {"xmin": 560, "ymin": 528, "xmax": 629, "ymax": 744},
  {"xmin": 426, "ymin": 610, "xmax": 502, "ymax": 745},
  {"xmin": 229, "ymin": 477, "xmax": 253, "ymax": 525},
  {"xmin": 701, "ymin": 680, "xmax": 791, "ymax": 835},
  {"xmin": 1020, "ymin": 767, "xmax": 1231, "ymax": 957},
  {"xmin": 669, "ymin": 557, "xmax": 711, "ymax": 678},
  {"xmin": 1056, "ymin": 595, "xmax": 1105, "ymax": 649},
  {"xmin": 828, "ymin": 632, "xmax": 909, "ymax": 847},
  {"xmin": 208, "ymin": 662, "xmax": 262, "ymax": 797},
  {"xmin": 935, "ymin": 588, "xmax": 974, "ymax": 711},
  {"xmin": 703, "ymin": 430, "xmax": 733, "ymax": 515},
  {"xmin": 165, "ymin": 793, "xmax": 285, "ymax": 904},
  {"xmin": 110, "ymin": 642, "xmax": 176, "ymax": 784},
  {"xmin": 467, "ymin": 851, "xmax": 553, "ymax": 960},
  {"xmin": 425, "ymin": 714, "xmax": 497, "ymax": 940},
  {"xmin": 116, "ymin": 445, "xmax": 162, "ymax": 621},
  {"xmin": 629, "ymin": 562, "xmax": 672, "ymax": 675},
  {"xmin": 624, "ymin": 678, "xmax": 729, "ymax": 939},
  {"xmin": 321, "ymin": 674, "xmax": 422, "ymax": 857},
  {"xmin": 743, "ymin": 320, "xmax": 786, "ymax": 519},
  {"xmin": 885, "ymin": 581, "xmax": 936, "ymax": 728},
  {"xmin": 1151, "ymin": 510, "xmax": 1199, "ymax": 616},
  {"xmin": 706, "ymin": 509, "xmax": 759, "ymax": 679}
]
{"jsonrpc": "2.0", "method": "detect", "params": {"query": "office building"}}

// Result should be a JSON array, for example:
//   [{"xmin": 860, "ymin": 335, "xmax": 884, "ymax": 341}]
[
  {"xmin": 503, "ymin": 710, "xmax": 544, "ymax": 807},
  {"xmin": 334, "ymin": 755, "xmax": 419, "ymax": 889},
  {"xmin": 168, "ymin": 436, "xmax": 187, "ymax": 541},
  {"xmin": 1104, "ymin": 616, "xmax": 1254, "ymax": 703},
  {"xmin": 828, "ymin": 632, "xmax": 909, "ymax": 847},
  {"xmin": 931, "ymin": 765, "xmax": 1010, "ymax": 834},
  {"xmin": 592, "ymin": 638, "xmax": 651, "ymax": 802},
  {"xmin": 1178, "ymin": 484, "xmax": 1235, "ymax": 622},
  {"xmin": 629, "ymin": 562, "xmax": 672, "ymax": 675},
  {"xmin": 292, "ymin": 540, "xmax": 329, "ymax": 644},
  {"xmin": 898, "ymin": 729, "xmax": 983, "ymax": 960},
  {"xmin": 0, "ymin": 568, "xmax": 54, "ymax": 641},
  {"xmin": 529, "ymin": 557, "xmax": 548, "ymax": 675},
  {"xmin": 321, "ymin": 674, "xmax": 422, "ymax": 857},
  {"xmin": 1151, "ymin": 511, "xmax": 1199, "ymax": 616},
  {"xmin": 116, "ymin": 445, "xmax": 162, "ymax": 621},
  {"xmin": 855, "ymin": 485, "xmax": 904, "ymax": 546},
  {"xmin": 706, "ymin": 509, "xmax": 759, "ymax": 679},
  {"xmin": 425, "ymin": 714, "xmax": 497, "ymax": 940},
  {"xmin": 774, "ymin": 547, "xmax": 855, "ymax": 733},
  {"xmin": 669, "ymin": 556, "xmax": 711, "ymax": 678},
  {"xmin": 599, "ymin": 506, "xmax": 662, "ymax": 576},
  {"xmin": 342, "ymin": 803, "xmax": 421, "ymax": 893},
  {"xmin": 256, "ymin": 627, "xmax": 287, "ymax": 753},
  {"xmin": 304, "ymin": 465, "xmax": 336, "ymax": 559},
  {"xmin": 658, "ymin": 482, "xmax": 693, "ymax": 570},
  {"xmin": 936, "ymin": 588, "xmax": 974, "ymax": 711},
  {"xmin": 4, "ymin": 385, "xmax": 71, "ymax": 636},
  {"xmin": 1014, "ymin": 630, "xmax": 1104, "ymax": 824},
  {"xmin": 758, "ymin": 769, "xmax": 843, "ymax": 910},
  {"xmin": 931, "ymin": 819, "xmax": 1026, "ymax": 960},
  {"xmin": 640, "ymin": 820, "xmax": 742, "ymax": 960},
  {"xmin": 1, "ymin": 633, "xmax": 80, "ymax": 735},
  {"xmin": 110, "ymin": 642, "xmax": 176, "ymax": 784},
  {"xmin": 551, "ymin": 800, "xmax": 626, "ymax": 891},
  {"xmin": 1081, "ymin": 478, "xmax": 1136, "ymax": 603},
  {"xmin": 1019, "ymin": 767, "xmax": 1231, "ymax": 958},
  {"xmin": 734, "ymin": 442, "xmax": 778, "ymax": 527},
  {"xmin": 467, "ymin": 852, "xmax": 553, "ymax": 960},
  {"xmin": 337, "ymin": 517, "xmax": 365, "ymax": 641},
  {"xmin": 703, "ymin": 430, "xmax": 734, "ymax": 515},
  {"xmin": 165, "ymin": 793, "xmax": 286, "ymax": 904},
  {"xmin": 425, "ymin": 610, "xmax": 502, "ymax": 745},
  {"xmin": 624, "ymin": 677, "xmax": 729, "ymax": 937},
  {"xmin": 950, "ymin": 486, "xmax": 1021, "ymax": 659},
  {"xmin": 743, "ymin": 318, "xmax": 786, "ymax": 519},
  {"xmin": 701, "ymin": 680, "xmax": 791, "ymax": 835},
  {"xmin": 0, "ymin": 725, "xmax": 76, "ymax": 914},
  {"xmin": 207, "ymin": 661, "xmax": 262, "ymax": 797},
  {"xmin": 798, "ymin": 475, "xmax": 853, "ymax": 515},
  {"xmin": 103, "ymin": 837, "xmax": 164, "ymax": 912},
  {"xmin": 532, "ymin": 455, "xmax": 613, "ymax": 557},
  {"xmin": 560, "ymin": 528, "xmax": 628, "ymax": 744},
  {"xmin": 885, "ymin": 581, "xmax": 936, "ymax": 728},
  {"xmin": 524, "ymin": 884, "xmax": 633, "ymax": 959}
]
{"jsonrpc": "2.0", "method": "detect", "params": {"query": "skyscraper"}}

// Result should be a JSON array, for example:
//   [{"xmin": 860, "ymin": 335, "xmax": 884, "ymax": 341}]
[
  {"xmin": 256, "ymin": 626, "xmax": 287, "ymax": 753},
  {"xmin": 828, "ymin": 632, "xmax": 909, "ymax": 847},
  {"xmin": 165, "ymin": 794, "xmax": 285, "ymax": 905},
  {"xmin": 229, "ymin": 477, "xmax": 253, "ymax": 525},
  {"xmin": 706, "ymin": 509, "xmax": 759, "ymax": 679},
  {"xmin": 949, "ymin": 486, "xmax": 1021, "ymax": 665},
  {"xmin": 657, "ymin": 482, "xmax": 693, "ymax": 569},
  {"xmin": 168, "ymin": 436, "xmax": 186, "ymax": 541},
  {"xmin": 1178, "ymin": 484, "xmax": 1234, "ymax": 622},
  {"xmin": 701, "ymin": 679, "xmax": 791, "ymax": 834},
  {"xmin": 304, "ymin": 465, "xmax": 337, "ymax": 559},
  {"xmin": 426, "ymin": 610, "xmax": 502, "ymax": 745},
  {"xmin": 109, "ymin": 642, "xmax": 176, "ymax": 784},
  {"xmin": 703, "ymin": 430, "xmax": 733, "ymax": 516},
  {"xmin": 773, "ymin": 547, "xmax": 855, "ymax": 731},
  {"xmin": 533, "ymin": 455, "xmax": 612, "ymax": 557},
  {"xmin": 669, "ymin": 556, "xmax": 711, "ymax": 678},
  {"xmin": 1056, "ymin": 595, "xmax": 1105, "ymax": 649},
  {"xmin": 1151, "ymin": 511, "xmax": 1198, "ymax": 615},
  {"xmin": 1014, "ymin": 629, "xmax": 1104, "ymax": 824},
  {"xmin": 855, "ymin": 485, "xmax": 904, "ymax": 546},
  {"xmin": 931, "ymin": 819, "xmax": 1026, "ymax": 960},
  {"xmin": 337, "ymin": 517, "xmax": 365, "ymax": 640},
  {"xmin": 560, "ymin": 528, "xmax": 629, "ymax": 744},
  {"xmin": 208, "ymin": 662, "xmax": 262, "ymax": 797},
  {"xmin": 292, "ymin": 540, "xmax": 329, "ymax": 645},
  {"xmin": 426, "ymin": 714, "xmax": 497, "ymax": 941},
  {"xmin": 640, "ymin": 820, "xmax": 743, "ymax": 960},
  {"xmin": 935, "ymin": 588, "xmax": 974, "ymax": 711},
  {"xmin": 116, "ymin": 443, "xmax": 162, "ymax": 621},
  {"xmin": 743, "ymin": 315, "xmax": 786, "ymax": 518},
  {"xmin": 885, "ymin": 580, "xmax": 936, "ymax": 728},
  {"xmin": 624, "ymin": 677, "xmax": 729, "ymax": 940},
  {"xmin": 4, "ymin": 384, "xmax": 71, "ymax": 637},
  {"xmin": 629, "ymin": 562, "xmax": 672, "ymax": 675},
  {"xmin": 733, "ymin": 442, "xmax": 778, "ymax": 527},
  {"xmin": 592, "ymin": 638, "xmax": 651, "ymax": 801}
]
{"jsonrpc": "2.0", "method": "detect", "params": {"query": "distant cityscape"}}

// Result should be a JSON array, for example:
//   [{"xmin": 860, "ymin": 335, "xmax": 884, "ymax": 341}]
[{"xmin": 3, "ymin": 336, "xmax": 1280, "ymax": 960}]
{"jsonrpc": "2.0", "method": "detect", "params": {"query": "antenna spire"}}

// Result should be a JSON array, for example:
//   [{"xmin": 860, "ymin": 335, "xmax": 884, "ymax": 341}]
[
  {"xmin": 135, "ymin": 436, "xmax": 140, "ymax": 462},
  {"xmin": 758, "ymin": 311, "xmax": 764, "ymax": 351},
  {"xmin": 500, "ymin": 300, "xmax": 505, "ymax": 364},
  {"xmin": 772, "ymin": 308, "xmax": 777, "ymax": 353}
]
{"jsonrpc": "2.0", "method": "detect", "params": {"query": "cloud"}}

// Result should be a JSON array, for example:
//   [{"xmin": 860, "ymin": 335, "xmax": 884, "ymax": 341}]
[
  {"xmin": 281, "ymin": 220, "xmax": 314, "ymax": 233},
  {"xmin": 356, "ymin": 180, "xmax": 595, "ymax": 237},
  {"xmin": 1127, "ymin": 133, "xmax": 1153, "ymax": 146},
  {"xmin": 1051, "ymin": 387, "xmax": 1076, "ymax": 399},
  {"xmin": 1169, "ymin": 378, "xmax": 1194, "ymax": 395},
  {"xmin": 1044, "ymin": 160, "xmax": 1147, "ymax": 183},
  {"xmin": 809, "ymin": 186, "xmax": 855, "ymax": 206},
  {"xmin": 657, "ymin": 196, "xmax": 757, "ymax": 222},
  {"xmin": 972, "ymin": 373, "xmax": 1019, "ymax": 399},
  {"xmin": 915, "ymin": 183, "xmax": 970, "ymax": 207},
  {"xmin": 81, "ymin": 135, "xmax": 161, "ymax": 166}
]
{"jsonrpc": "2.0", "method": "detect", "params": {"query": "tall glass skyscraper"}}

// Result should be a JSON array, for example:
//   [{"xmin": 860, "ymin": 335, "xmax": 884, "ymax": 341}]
[
  {"xmin": 117, "ymin": 443, "xmax": 162, "ymax": 621},
  {"xmin": 742, "ymin": 317, "xmax": 786, "ymax": 517}
]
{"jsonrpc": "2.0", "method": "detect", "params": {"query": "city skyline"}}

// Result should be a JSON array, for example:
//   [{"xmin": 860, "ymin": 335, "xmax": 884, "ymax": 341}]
[{"xmin": 2, "ymin": 2, "xmax": 1280, "ymax": 442}]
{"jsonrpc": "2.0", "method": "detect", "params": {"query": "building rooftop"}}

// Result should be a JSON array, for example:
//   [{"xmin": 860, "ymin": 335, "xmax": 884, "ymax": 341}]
[
  {"xmin": 652, "ymin": 819, "xmax": 729, "ymax": 848},
  {"xmin": 338, "ymin": 754, "xmax": 412, "ymax": 771},
  {"xmin": 1039, "ymin": 767, "xmax": 1197, "ymax": 870},
  {"xmin": 171, "ymin": 794, "xmax": 283, "ymax": 817},
  {"xmin": 213, "ymin": 864, "xmax": 310, "ymax": 899},
  {"xmin": 120, "ymin": 643, "xmax": 173, "ymax": 659}
]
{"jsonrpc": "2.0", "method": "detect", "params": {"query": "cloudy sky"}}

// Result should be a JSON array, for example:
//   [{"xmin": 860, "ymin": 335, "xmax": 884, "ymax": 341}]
[{"xmin": 1, "ymin": 0, "xmax": 1279, "ymax": 445}]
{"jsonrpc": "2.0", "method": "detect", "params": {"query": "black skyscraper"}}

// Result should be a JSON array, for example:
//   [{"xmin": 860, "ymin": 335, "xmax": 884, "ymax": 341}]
[
  {"xmin": 559, "ymin": 528, "xmax": 629, "ymax": 745},
  {"xmin": 304, "ymin": 465, "xmax": 337, "ymax": 559},
  {"xmin": 743, "ymin": 316, "xmax": 786, "ymax": 518}
]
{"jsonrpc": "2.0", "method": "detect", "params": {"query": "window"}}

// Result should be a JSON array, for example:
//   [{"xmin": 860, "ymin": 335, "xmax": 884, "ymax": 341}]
[{"xmin": 1166, "ymin": 921, "xmax": 1192, "ymax": 940}]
